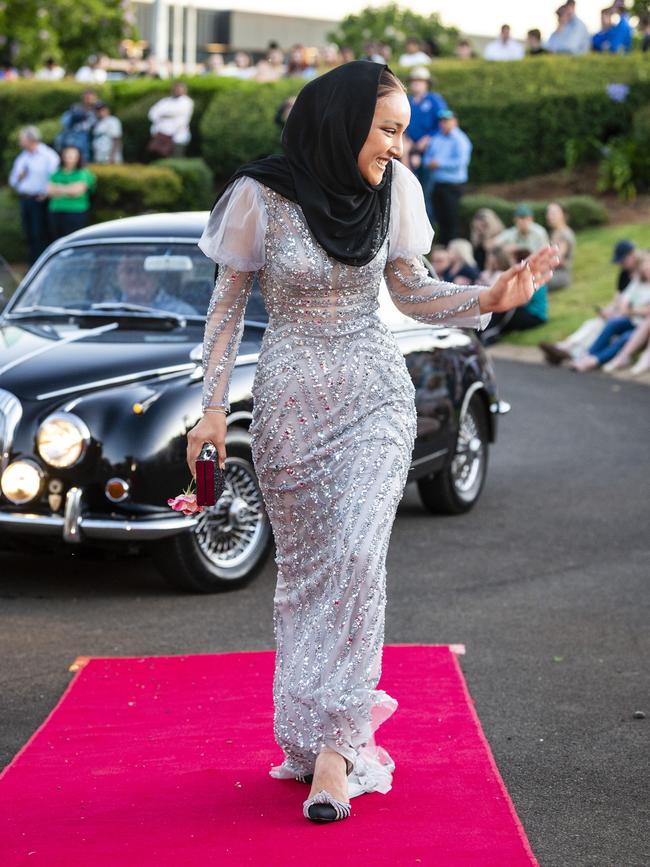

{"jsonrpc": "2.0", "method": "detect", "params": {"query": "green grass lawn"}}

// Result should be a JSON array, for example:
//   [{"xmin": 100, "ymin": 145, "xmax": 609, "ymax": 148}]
[{"xmin": 502, "ymin": 223, "xmax": 650, "ymax": 346}]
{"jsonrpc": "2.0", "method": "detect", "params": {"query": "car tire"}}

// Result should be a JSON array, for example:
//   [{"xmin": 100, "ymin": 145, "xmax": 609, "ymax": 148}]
[
  {"xmin": 152, "ymin": 427, "xmax": 272, "ymax": 593},
  {"xmin": 417, "ymin": 392, "xmax": 489, "ymax": 515}
]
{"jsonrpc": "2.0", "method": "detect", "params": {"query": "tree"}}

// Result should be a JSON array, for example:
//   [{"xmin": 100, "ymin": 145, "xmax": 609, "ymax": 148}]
[
  {"xmin": 327, "ymin": 3, "xmax": 460, "ymax": 60},
  {"xmin": 0, "ymin": 0, "xmax": 136, "ymax": 71}
]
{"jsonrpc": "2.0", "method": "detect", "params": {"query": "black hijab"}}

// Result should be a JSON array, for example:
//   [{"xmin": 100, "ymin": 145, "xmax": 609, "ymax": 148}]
[{"xmin": 211, "ymin": 60, "xmax": 394, "ymax": 267}]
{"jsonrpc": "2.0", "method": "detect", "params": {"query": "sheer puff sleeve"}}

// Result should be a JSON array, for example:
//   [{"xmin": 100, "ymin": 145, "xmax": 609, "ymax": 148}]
[
  {"xmin": 198, "ymin": 176, "xmax": 268, "ymax": 412},
  {"xmin": 385, "ymin": 159, "xmax": 491, "ymax": 331}
]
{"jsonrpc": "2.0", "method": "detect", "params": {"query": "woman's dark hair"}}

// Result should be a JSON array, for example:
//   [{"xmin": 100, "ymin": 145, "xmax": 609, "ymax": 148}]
[
  {"xmin": 376, "ymin": 67, "xmax": 407, "ymax": 100},
  {"xmin": 61, "ymin": 144, "xmax": 83, "ymax": 168}
]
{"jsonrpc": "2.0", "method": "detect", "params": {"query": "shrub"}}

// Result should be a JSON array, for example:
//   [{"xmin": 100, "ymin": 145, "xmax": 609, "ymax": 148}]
[
  {"xmin": 89, "ymin": 163, "xmax": 183, "ymax": 221},
  {"xmin": 460, "ymin": 193, "xmax": 608, "ymax": 233},
  {"xmin": 0, "ymin": 188, "xmax": 26, "ymax": 264},
  {"xmin": 152, "ymin": 158, "xmax": 214, "ymax": 210}
]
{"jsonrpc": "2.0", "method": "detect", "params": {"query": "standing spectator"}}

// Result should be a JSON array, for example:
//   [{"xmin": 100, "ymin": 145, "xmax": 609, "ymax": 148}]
[
  {"xmin": 480, "ymin": 247, "xmax": 549, "ymax": 345},
  {"xmin": 47, "ymin": 146, "xmax": 96, "ymax": 241},
  {"xmin": 75, "ymin": 55, "xmax": 108, "ymax": 84},
  {"xmin": 639, "ymin": 14, "xmax": 650, "ymax": 52},
  {"xmin": 92, "ymin": 102, "xmax": 123, "ymax": 164},
  {"xmin": 546, "ymin": 3, "xmax": 590, "ymax": 54},
  {"xmin": 205, "ymin": 54, "xmax": 225, "ymax": 75},
  {"xmin": 455, "ymin": 39, "xmax": 477, "ymax": 59},
  {"xmin": 35, "ymin": 57, "xmax": 65, "ymax": 80},
  {"xmin": 403, "ymin": 67, "xmax": 448, "ymax": 224},
  {"xmin": 398, "ymin": 37, "xmax": 431, "ymax": 67},
  {"xmin": 483, "ymin": 25, "xmax": 525, "ymax": 60},
  {"xmin": 612, "ymin": 239, "xmax": 637, "ymax": 293},
  {"xmin": 57, "ymin": 89, "xmax": 98, "ymax": 163},
  {"xmin": 424, "ymin": 110, "xmax": 472, "ymax": 245},
  {"xmin": 147, "ymin": 81, "xmax": 194, "ymax": 158},
  {"xmin": 275, "ymin": 95, "xmax": 296, "ymax": 130},
  {"xmin": 340, "ymin": 46, "xmax": 356, "ymax": 63},
  {"xmin": 470, "ymin": 208, "xmax": 505, "ymax": 271},
  {"xmin": 493, "ymin": 204, "xmax": 550, "ymax": 255},
  {"xmin": 286, "ymin": 45, "xmax": 316, "ymax": 78},
  {"xmin": 546, "ymin": 202, "xmax": 576, "ymax": 290},
  {"xmin": 0, "ymin": 61, "xmax": 19, "ymax": 80},
  {"xmin": 526, "ymin": 29, "xmax": 549, "ymax": 54},
  {"xmin": 592, "ymin": 5, "xmax": 633, "ymax": 53},
  {"xmin": 361, "ymin": 41, "xmax": 386, "ymax": 63},
  {"xmin": 8, "ymin": 126, "xmax": 60, "ymax": 264}
]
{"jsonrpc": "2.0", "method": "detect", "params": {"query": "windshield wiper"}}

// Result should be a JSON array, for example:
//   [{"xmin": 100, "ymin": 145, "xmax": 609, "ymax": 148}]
[
  {"xmin": 88, "ymin": 301, "xmax": 187, "ymax": 323},
  {"xmin": 6, "ymin": 304, "xmax": 89, "ymax": 318}
]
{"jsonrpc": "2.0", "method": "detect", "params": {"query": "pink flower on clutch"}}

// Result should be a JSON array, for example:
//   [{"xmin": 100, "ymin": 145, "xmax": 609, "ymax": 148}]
[{"xmin": 167, "ymin": 493, "xmax": 204, "ymax": 516}]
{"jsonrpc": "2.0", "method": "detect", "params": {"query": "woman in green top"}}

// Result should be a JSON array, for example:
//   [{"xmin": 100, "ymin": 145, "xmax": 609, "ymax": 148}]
[{"xmin": 47, "ymin": 145, "xmax": 96, "ymax": 241}]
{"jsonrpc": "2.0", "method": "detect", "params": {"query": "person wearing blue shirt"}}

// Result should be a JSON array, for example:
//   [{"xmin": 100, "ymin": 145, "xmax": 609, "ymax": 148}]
[
  {"xmin": 423, "ymin": 109, "xmax": 472, "ymax": 245},
  {"xmin": 404, "ymin": 66, "xmax": 447, "ymax": 224},
  {"xmin": 592, "ymin": 7, "xmax": 633, "ymax": 53}
]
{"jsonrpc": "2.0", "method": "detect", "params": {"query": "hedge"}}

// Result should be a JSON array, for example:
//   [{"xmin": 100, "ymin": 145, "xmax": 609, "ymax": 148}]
[
  {"xmin": 2, "ymin": 54, "xmax": 649, "ymax": 185},
  {"xmin": 459, "ymin": 194, "xmax": 608, "ymax": 234},
  {"xmin": 152, "ymin": 157, "xmax": 214, "ymax": 210}
]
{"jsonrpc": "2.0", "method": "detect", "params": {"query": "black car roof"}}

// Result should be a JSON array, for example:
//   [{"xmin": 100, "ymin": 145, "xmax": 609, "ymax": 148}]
[{"xmin": 59, "ymin": 212, "xmax": 210, "ymax": 243}]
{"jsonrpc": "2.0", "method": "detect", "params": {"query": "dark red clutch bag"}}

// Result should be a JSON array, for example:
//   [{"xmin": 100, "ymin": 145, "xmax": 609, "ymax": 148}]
[{"xmin": 195, "ymin": 442, "xmax": 225, "ymax": 507}]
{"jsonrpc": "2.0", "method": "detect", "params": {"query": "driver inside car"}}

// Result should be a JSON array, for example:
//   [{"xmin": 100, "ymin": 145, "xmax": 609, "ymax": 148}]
[{"xmin": 116, "ymin": 255, "xmax": 196, "ymax": 316}]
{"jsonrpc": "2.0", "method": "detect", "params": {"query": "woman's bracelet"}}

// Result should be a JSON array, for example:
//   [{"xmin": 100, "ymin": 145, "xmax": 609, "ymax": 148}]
[{"xmin": 204, "ymin": 407, "xmax": 227, "ymax": 415}]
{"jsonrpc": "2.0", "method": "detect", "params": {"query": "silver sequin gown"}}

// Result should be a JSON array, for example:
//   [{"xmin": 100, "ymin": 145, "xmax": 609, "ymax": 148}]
[{"xmin": 198, "ymin": 159, "xmax": 490, "ymax": 798}]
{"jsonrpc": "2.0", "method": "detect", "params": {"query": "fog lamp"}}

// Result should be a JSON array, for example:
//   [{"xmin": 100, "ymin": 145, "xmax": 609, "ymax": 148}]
[{"xmin": 105, "ymin": 477, "xmax": 130, "ymax": 503}]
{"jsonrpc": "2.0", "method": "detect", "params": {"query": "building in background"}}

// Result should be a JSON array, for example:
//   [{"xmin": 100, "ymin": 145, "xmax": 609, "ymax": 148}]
[{"xmin": 133, "ymin": 1, "xmax": 338, "ymax": 71}]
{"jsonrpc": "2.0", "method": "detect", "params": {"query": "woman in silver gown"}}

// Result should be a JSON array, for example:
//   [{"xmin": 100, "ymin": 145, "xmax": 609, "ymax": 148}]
[{"xmin": 187, "ymin": 62, "xmax": 558, "ymax": 823}]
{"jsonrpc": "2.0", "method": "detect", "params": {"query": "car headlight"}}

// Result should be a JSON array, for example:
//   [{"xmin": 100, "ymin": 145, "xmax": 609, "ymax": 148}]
[
  {"xmin": 1, "ymin": 460, "xmax": 44, "ymax": 505},
  {"xmin": 36, "ymin": 412, "xmax": 90, "ymax": 468}
]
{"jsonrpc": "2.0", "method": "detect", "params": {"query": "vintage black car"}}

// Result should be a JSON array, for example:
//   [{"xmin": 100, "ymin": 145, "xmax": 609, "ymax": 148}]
[{"xmin": 0, "ymin": 214, "xmax": 505, "ymax": 593}]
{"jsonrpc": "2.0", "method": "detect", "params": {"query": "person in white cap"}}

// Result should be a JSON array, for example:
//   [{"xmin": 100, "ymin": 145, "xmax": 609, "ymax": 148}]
[{"xmin": 402, "ymin": 66, "xmax": 448, "ymax": 224}]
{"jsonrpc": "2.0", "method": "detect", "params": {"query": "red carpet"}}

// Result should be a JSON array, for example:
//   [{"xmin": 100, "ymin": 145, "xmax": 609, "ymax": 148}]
[{"xmin": 0, "ymin": 645, "xmax": 538, "ymax": 866}]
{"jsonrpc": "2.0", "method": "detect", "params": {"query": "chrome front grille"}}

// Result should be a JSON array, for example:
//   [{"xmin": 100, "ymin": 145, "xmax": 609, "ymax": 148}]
[{"xmin": 0, "ymin": 388, "xmax": 22, "ymax": 472}]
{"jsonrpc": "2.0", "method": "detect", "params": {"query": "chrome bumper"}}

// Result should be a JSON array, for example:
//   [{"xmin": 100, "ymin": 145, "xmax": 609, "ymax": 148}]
[{"xmin": 0, "ymin": 487, "xmax": 197, "ymax": 543}]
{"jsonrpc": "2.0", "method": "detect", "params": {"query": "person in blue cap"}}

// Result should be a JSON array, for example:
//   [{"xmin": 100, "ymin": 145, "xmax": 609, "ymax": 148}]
[
  {"xmin": 611, "ymin": 239, "xmax": 637, "ymax": 293},
  {"xmin": 423, "ymin": 108, "xmax": 472, "ymax": 244}
]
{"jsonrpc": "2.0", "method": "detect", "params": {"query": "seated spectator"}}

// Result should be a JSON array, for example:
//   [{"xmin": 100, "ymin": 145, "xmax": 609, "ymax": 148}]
[
  {"xmin": 75, "ymin": 55, "xmax": 108, "ymax": 84},
  {"xmin": 399, "ymin": 37, "xmax": 431, "ymax": 67},
  {"xmin": 479, "ymin": 247, "xmax": 512, "ymax": 286},
  {"xmin": 612, "ymin": 239, "xmax": 638, "ymax": 293},
  {"xmin": 603, "ymin": 317, "xmax": 650, "ymax": 375},
  {"xmin": 430, "ymin": 244, "xmax": 451, "ymax": 278},
  {"xmin": 455, "ymin": 40, "xmax": 477, "ymax": 59},
  {"xmin": 592, "ymin": 5, "xmax": 633, "ymax": 53},
  {"xmin": 526, "ymin": 29, "xmax": 549, "ymax": 54},
  {"xmin": 36, "ymin": 57, "xmax": 65, "ymax": 80},
  {"xmin": 443, "ymin": 239, "xmax": 481, "ymax": 285},
  {"xmin": 539, "ymin": 239, "xmax": 640, "ymax": 365},
  {"xmin": 147, "ymin": 81, "xmax": 194, "ymax": 158},
  {"xmin": 570, "ymin": 252, "xmax": 650, "ymax": 371},
  {"xmin": 92, "ymin": 102, "xmax": 123, "ymax": 164},
  {"xmin": 47, "ymin": 145, "xmax": 96, "ymax": 240},
  {"xmin": 546, "ymin": 2, "xmax": 590, "ymax": 54},
  {"xmin": 483, "ymin": 25, "xmax": 525, "ymax": 60},
  {"xmin": 470, "ymin": 207, "xmax": 505, "ymax": 271},
  {"xmin": 546, "ymin": 202, "xmax": 576, "ymax": 290},
  {"xmin": 494, "ymin": 203, "xmax": 550, "ymax": 255},
  {"xmin": 9, "ymin": 126, "xmax": 60, "ymax": 264},
  {"xmin": 56, "ymin": 89, "xmax": 98, "ymax": 164},
  {"xmin": 480, "ymin": 247, "xmax": 548, "ymax": 345}
]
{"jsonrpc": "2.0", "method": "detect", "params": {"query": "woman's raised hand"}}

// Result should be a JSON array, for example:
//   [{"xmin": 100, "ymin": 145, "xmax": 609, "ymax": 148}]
[
  {"xmin": 480, "ymin": 244, "xmax": 560, "ymax": 315},
  {"xmin": 186, "ymin": 413, "xmax": 227, "ymax": 475}
]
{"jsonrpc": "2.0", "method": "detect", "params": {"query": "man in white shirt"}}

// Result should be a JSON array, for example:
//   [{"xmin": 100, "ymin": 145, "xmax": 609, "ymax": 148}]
[
  {"xmin": 546, "ymin": 2, "xmax": 591, "ymax": 54},
  {"xmin": 148, "ymin": 81, "xmax": 195, "ymax": 157},
  {"xmin": 36, "ymin": 57, "xmax": 65, "ymax": 80},
  {"xmin": 9, "ymin": 126, "xmax": 60, "ymax": 263},
  {"xmin": 484, "ymin": 25, "xmax": 525, "ymax": 61},
  {"xmin": 398, "ymin": 38, "xmax": 432, "ymax": 67}
]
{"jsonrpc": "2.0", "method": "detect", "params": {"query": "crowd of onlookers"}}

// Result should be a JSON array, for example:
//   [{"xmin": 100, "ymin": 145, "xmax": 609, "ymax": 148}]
[
  {"xmin": 0, "ymin": 1, "xmax": 649, "ymax": 83},
  {"xmin": 8, "ymin": 81, "xmax": 195, "ymax": 263}
]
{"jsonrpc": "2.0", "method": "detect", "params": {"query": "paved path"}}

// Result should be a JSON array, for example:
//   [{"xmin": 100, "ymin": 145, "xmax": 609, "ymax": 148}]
[{"xmin": 1, "ymin": 359, "xmax": 648, "ymax": 866}]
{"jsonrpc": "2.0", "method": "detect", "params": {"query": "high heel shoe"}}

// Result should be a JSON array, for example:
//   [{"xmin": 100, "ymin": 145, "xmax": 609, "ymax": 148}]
[{"xmin": 302, "ymin": 756, "xmax": 353, "ymax": 822}]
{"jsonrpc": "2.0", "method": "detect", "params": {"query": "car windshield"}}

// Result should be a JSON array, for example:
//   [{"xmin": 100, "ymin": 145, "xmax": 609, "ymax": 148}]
[{"xmin": 10, "ymin": 243, "xmax": 267, "ymax": 323}]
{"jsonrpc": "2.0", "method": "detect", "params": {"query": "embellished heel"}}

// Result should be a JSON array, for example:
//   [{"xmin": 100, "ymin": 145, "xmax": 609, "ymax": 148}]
[{"xmin": 303, "ymin": 789, "xmax": 351, "ymax": 822}]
